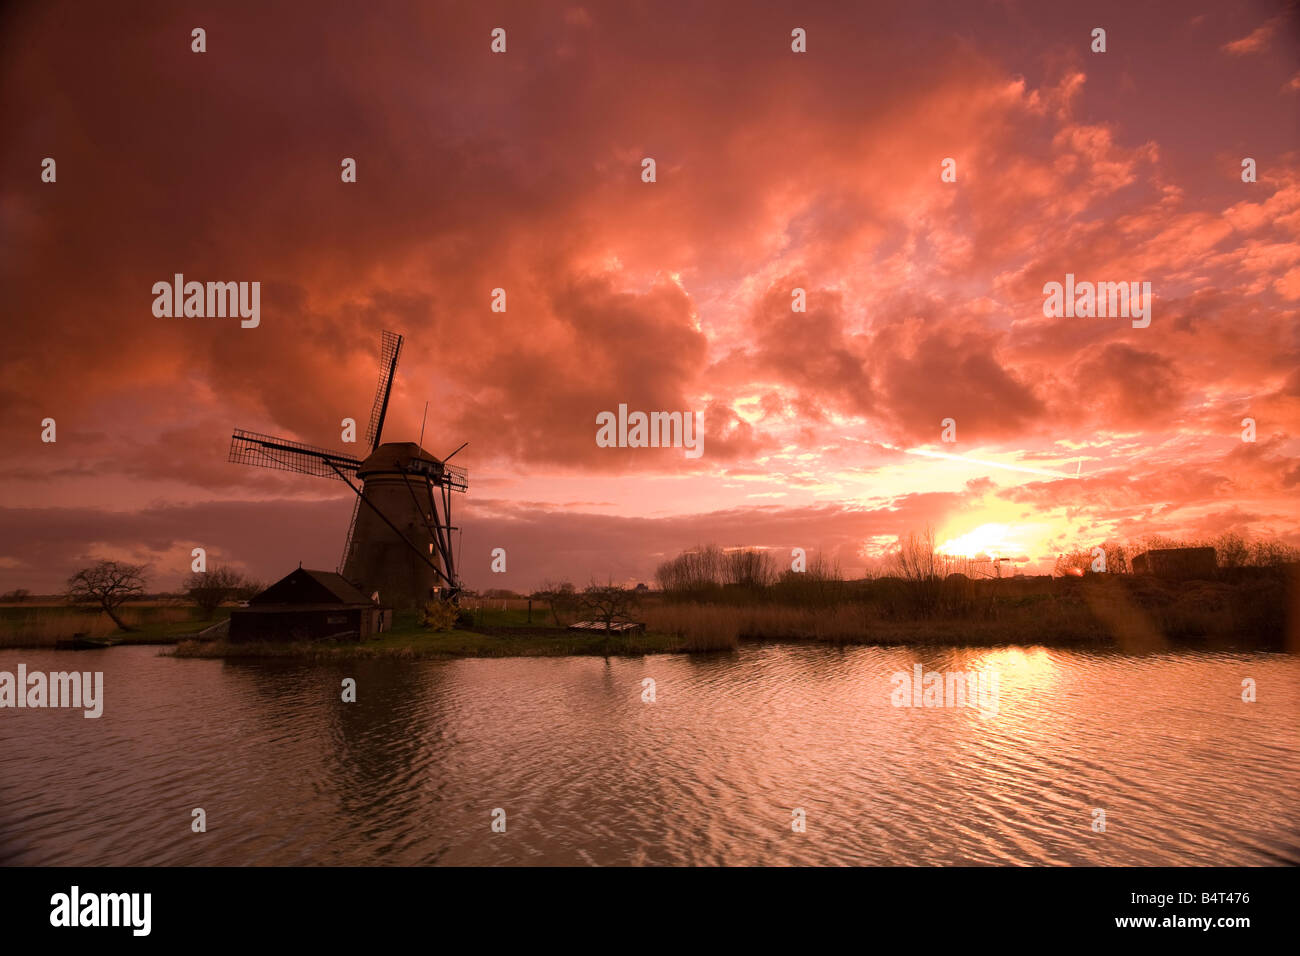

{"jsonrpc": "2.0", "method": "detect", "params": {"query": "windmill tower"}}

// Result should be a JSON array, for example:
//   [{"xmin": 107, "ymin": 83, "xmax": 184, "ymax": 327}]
[{"xmin": 228, "ymin": 330, "xmax": 468, "ymax": 607}]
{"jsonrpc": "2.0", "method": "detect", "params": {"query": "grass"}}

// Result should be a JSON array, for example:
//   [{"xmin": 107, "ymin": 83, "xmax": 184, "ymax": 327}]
[
  {"xmin": 172, "ymin": 611, "xmax": 732, "ymax": 661},
  {"xmin": 0, "ymin": 603, "xmax": 230, "ymax": 648},
  {"xmin": 168, "ymin": 603, "xmax": 739, "ymax": 659},
  {"xmin": 9, "ymin": 567, "xmax": 1293, "ymax": 658},
  {"xmin": 643, "ymin": 569, "xmax": 1293, "ymax": 652}
]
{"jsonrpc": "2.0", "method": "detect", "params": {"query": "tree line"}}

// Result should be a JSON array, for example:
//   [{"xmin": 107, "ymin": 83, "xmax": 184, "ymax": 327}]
[
  {"xmin": 1053, "ymin": 531, "xmax": 1300, "ymax": 576},
  {"xmin": 52, "ymin": 561, "xmax": 262, "ymax": 631}
]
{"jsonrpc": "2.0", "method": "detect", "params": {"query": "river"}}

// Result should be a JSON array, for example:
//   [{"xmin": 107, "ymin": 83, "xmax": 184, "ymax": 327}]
[{"xmin": 1, "ymin": 644, "xmax": 1297, "ymax": 865}]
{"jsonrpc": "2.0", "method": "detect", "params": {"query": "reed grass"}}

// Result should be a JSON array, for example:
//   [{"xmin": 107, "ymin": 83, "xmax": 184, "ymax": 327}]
[
  {"xmin": 0, "ymin": 605, "xmax": 204, "ymax": 648},
  {"xmin": 635, "ymin": 568, "xmax": 1291, "ymax": 651}
]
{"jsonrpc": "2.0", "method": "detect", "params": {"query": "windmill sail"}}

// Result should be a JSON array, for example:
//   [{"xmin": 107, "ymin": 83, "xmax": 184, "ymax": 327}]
[
  {"xmin": 228, "ymin": 430, "xmax": 362, "ymax": 479},
  {"xmin": 365, "ymin": 330, "xmax": 404, "ymax": 452},
  {"xmin": 442, "ymin": 461, "xmax": 468, "ymax": 492},
  {"xmin": 337, "ymin": 493, "xmax": 364, "ymax": 573}
]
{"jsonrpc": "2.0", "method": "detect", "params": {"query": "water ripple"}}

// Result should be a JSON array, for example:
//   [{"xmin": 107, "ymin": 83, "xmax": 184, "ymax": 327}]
[{"xmin": 0, "ymin": 644, "xmax": 1296, "ymax": 865}]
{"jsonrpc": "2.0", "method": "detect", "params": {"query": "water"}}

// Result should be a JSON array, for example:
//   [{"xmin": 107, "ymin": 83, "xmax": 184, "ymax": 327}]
[{"xmin": 1, "ymin": 644, "xmax": 1297, "ymax": 865}]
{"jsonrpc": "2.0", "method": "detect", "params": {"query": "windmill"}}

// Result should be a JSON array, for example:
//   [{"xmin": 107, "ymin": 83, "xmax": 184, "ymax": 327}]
[{"xmin": 228, "ymin": 330, "xmax": 468, "ymax": 607}]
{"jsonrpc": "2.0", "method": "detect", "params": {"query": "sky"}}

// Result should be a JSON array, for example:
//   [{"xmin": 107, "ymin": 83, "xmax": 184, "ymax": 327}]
[{"xmin": 1, "ymin": 0, "xmax": 1298, "ymax": 594}]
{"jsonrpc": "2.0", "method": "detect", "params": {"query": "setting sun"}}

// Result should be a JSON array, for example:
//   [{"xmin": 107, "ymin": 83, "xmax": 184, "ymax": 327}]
[{"xmin": 938, "ymin": 523, "xmax": 1023, "ymax": 559}]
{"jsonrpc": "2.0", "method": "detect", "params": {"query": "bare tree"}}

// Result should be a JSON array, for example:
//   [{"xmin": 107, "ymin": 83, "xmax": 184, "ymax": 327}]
[
  {"xmin": 532, "ymin": 581, "xmax": 578, "ymax": 626},
  {"xmin": 1054, "ymin": 549, "xmax": 1093, "ymax": 577},
  {"xmin": 184, "ymin": 566, "xmax": 252, "ymax": 618},
  {"xmin": 655, "ymin": 544, "xmax": 726, "ymax": 595},
  {"xmin": 773, "ymin": 550, "xmax": 845, "ymax": 606},
  {"xmin": 893, "ymin": 527, "xmax": 942, "ymax": 581},
  {"xmin": 578, "ymin": 582, "xmax": 638, "ymax": 630},
  {"xmin": 1055, "ymin": 541, "xmax": 1127, "ymax": 576},
  {"xmin": 724, "ymin": 548, "xmax": 776, "ymax": 589},
  {"xmin": 234, "ymin": 578, "xmax": 264, "ymax": 602},
  {"xmin": 67, "ymin": 561, "xmax": 147, "ymax": 631},
  {"xmin": 890, "ymin": 527, "xmax": 975, "ymax": 616},
  {"xmin": 1101, "ymin": 541, "xmax": 1129, "ymax": 574},
  {"xmin": 1212, "ymin": 532, "xmax": 1249, "ymax": 569},
  {"xmin": 1128, "ymin": 532, "xmax": 1298, "ymax": 569},
  {"xmin": 1248, "ymin": 538, "xmax": 1300, "ymax": 567}
]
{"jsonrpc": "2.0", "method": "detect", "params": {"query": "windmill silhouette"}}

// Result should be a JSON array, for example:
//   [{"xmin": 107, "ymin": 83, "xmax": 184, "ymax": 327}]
[{"xmin": 228, "ymin": 330, "xmax": 468, "ymax": 607}]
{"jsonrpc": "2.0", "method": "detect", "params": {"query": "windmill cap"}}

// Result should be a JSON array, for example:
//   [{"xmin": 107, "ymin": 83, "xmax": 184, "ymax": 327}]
[{"xmin": 356, "ymin": 441, "xmax": 442, "ymax": 476}]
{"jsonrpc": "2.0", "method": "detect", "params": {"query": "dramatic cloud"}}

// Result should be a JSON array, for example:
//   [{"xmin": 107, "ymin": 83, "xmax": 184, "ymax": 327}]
[
  {"xmin": 1, "ymin": 0, "xmax": 1298, "ymax": 591},
  {"xmin": 1222, "ymin": 17, "xmax": 1280, "ymax": 55}
]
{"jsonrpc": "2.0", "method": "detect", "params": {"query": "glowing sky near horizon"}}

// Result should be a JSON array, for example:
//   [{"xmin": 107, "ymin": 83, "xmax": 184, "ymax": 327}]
[{"xmin": 1, "ymin": 0, "xmax": 1298, "ymax": 591}]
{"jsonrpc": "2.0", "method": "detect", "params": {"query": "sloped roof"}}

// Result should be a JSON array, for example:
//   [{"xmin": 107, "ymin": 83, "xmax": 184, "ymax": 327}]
[
  {"xmin": 299, "ymin": 569, "xmax": 372, "ymax": 604},
  {"xmin": 251, "ymin": 567, "xmax": 373, "ymax": 606}
]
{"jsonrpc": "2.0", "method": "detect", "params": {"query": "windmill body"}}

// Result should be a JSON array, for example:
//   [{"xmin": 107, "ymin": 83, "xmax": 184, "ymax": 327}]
[
  {"xmin": 229, "ymin": 331, "xmax": 468, "ymax": 609},
  {"xmin": 342, "ymin": 442, "xmax": 451, "ymax": 609}
]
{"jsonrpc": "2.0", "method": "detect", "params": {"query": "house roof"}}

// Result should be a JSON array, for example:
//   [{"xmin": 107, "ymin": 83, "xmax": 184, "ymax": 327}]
[
  {"xmin": 299, "ymin": 569, "xmax": 372, "ymax": 604},
  {"xmin": 250, "ymin": 567, "xmax": 375, "ymax": 607}
]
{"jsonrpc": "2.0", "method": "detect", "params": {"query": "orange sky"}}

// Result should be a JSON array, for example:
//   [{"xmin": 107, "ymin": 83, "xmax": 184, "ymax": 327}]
[{"xmin": 2, "ymin": 0, "xmax": 1298, "ymax": 592}]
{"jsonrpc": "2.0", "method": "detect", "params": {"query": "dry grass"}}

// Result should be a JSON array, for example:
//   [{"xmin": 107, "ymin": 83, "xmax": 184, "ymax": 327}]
[
  {"xmin": 0, "ymin": 609, "xmax": 116, "ymax": 646},
  {"xmin": 638, "ymin": 604, "xmax": 741, "ymax": 650},
  {"xmin": 172, "ymin": 625, "xmax": 735, "ymax": 659},
  {"xmin": 635, "ymin": 570, "xmax": 1290, "ymax": 650},
  {"xmin": 0, "ymin": 605, "xmax": 198, "ymax": 648},
  {"xmin": 636, "ymin": 603, "xmax": 918, "ymax": 647}
]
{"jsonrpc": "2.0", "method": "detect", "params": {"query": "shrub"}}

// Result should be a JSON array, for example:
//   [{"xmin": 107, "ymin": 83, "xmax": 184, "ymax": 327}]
[{"xmin": 419, "ymin": 601, "xmax": 458, "ymax": 631}]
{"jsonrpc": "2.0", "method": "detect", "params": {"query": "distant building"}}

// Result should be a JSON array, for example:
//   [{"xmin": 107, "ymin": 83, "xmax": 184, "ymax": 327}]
[
  {"xmin": 229, "ymin": 567, "xmax": 389, "ymax": 642},
  {"xmin": 1131, "ymin": 547, "xmax": 1217, "ymax": 580}
]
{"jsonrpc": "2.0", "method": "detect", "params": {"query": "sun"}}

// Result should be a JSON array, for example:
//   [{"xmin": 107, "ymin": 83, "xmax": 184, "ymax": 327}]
[{"xmin": 937, "ymin": 523, "xmax": 1018, "ymax": 559}]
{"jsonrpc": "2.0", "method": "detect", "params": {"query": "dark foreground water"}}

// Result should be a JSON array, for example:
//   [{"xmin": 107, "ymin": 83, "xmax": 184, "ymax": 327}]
[{"xmin": 1, "ymin": 644, "xmax": 1297, "ymax": 866}]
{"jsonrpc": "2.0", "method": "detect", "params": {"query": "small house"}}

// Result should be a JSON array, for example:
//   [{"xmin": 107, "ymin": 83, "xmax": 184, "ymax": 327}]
[{"xmin": 229, "ymin": 567, "xmax": 389, "ymax": 642}]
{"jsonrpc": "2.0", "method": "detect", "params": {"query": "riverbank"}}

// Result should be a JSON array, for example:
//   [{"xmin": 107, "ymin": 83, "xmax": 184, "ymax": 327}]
[
  {"xmin": 0, "ymin": 604, "xmax": 229, "ymax": 649},
  {"xmin": 6, "ymin": 569, "xmax": 1294, "ymax": 658},
  {"xmin": 171, "ymin": 625, "xmax": 717, "ymax": 660},
  {"xmin": 170, "ymin": 620, "xmax": 1279, "ymax": 660}
]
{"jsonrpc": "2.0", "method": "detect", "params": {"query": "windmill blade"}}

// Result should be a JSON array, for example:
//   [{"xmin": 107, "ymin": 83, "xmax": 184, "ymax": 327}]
[
  {"xmin": 403, "ymin": 454, "xmax": 469, "ymax": 492},
  {"xmin": 438, "ymin": 442, "xmax": 468, "ymax": 492},
  {"xmin": 442, "ymin": 461, "xmax": 468, "ymax": 493},
  {"xmin": 338, "ymin": 494, "xmax": 363, "ymax": 574},
  {"xmin": 365, "ymin": 330, "xmax": 404, "ymax": 452},
  {"xmin": 229, "ymin": 429, "xmax": 362, "ymax": 479}
]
